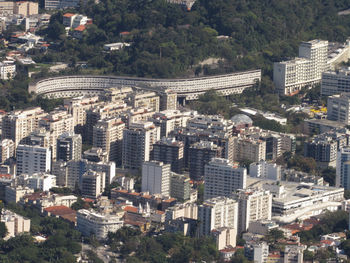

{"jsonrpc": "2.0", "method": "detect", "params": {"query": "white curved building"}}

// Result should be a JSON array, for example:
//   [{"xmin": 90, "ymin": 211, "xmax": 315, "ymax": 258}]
[{"xmin": 28, "ymin": 70, "xmax": 261, "ymax": 101}]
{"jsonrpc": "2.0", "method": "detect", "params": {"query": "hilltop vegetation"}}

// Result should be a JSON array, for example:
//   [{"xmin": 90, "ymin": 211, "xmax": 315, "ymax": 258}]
[{"xmin": 31, "ymin": 0, "xmax": 350, "ymax": 78}]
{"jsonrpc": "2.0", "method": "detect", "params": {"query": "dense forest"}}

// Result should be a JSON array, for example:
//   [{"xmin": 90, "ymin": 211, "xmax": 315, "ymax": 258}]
[{"xmin": 31, "ymin": 0, "xmax": 350, "ymax": 78}]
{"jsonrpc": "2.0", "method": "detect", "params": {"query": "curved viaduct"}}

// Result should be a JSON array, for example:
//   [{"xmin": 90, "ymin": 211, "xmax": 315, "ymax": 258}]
[{"xmin": 28, "ymin": 70, "xmax": 261, "ymax": 101}]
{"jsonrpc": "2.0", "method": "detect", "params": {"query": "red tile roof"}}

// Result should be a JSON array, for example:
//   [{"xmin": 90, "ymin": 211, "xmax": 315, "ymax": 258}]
[
  {"xmin": 44, "ymin": 205, "xmax": 75, "ymax": 215},
  {"xmin": 123, "ymin": 206, "xmax": 138, "ymax": 213},
  {"xmin": 63, "ymin": 13, "xmax": 75, "ymax": 17},
  {"xmin": 74, "ymin": 25, "xmax": 86, "ymax": 32}
]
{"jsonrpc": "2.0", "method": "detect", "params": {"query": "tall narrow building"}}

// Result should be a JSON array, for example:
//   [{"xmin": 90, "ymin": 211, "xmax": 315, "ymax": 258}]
[
  {"xmin": 122, "ymin": 122, "xmax": 160, "ymax": 170},
  {"xmin": 198, "ymin": 196, "xmax": 238, "ymax": 236},
  {"xmin": 16, "ymin": 145, "xmax": 51, "ymax": 176},
  {"xmin": 336, "ymin": 147, "xmax": 350, "ymax": 190},
  {"xmin": 141, "ymin": 161, "xmax": 170, "ymax": 196},
  {"xmin": 93, "ymin": 117, "xmax": 125, "ymax": 165},
  {"xmin": 57, "ymin": 132, "xmax": 82, "ymax": 162}
]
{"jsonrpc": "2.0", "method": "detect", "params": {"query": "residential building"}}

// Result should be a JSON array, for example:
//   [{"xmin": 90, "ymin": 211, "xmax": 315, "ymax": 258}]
[
  {"xmin": 56, "ymin": 132, "xmax": 82, "ymax": 161},
  {"xmin": 77, "ymin": 209, "xmax": 123, "ymax": 240},
  {"xmin": 327, "ymin": 93, "xmax": 350, "ymax": 124},
  {"xmin": 305, "ymin": 132, "xmax": 341, "ymax": 168},
  {"xmin": 248, "ymin": 220, "xmax": 279, "ymax": 235},
  {"xmin": 14, "ymin": 1, "xmax": 38, "ymax": 16},
  {"xmin": 233, "ymin": 189, "xmax": 272, "ymax": 234},
  {"xmin": 152, "ymin": 137, "xmax": 184, "ymax": 173},
  {"xmin": 39, "ymin": 110, "xmax": 74, "ymax": 160},
  {"xmin": 170, "ymin": 173, "xmax": 191, "ymax": 201},
  {"xmin": 2, "ymin": 107, "xmax": 45, "ymax": 147},
  {"xmin": 45, "ymin": 0, "xmax": 80, "ymax": 9},
  {"xmin": 141, "ymin": 161, "xmax": 170, "ymax": 196},
  {"xmin": 93, "ymin": 117, "xmax": 125, "ymax": 165},
  {"xmin": 22, "ymin": 128, "xmax": 51, "ymax": 148},
  {"xmin": 0, "ymin": 139, "xmax": 14, "ymax": 164},
  {"xmin": 0, "ymin": 209, "xmax": 30, "ymax": 239},
  {"xmin": 244, "ymin": 241, "xmax": 269, "ymax": 263},
  {"xmin": 122, "ymin": 122, "xmax": 160, "ymax": 170},
  {"xmin": 304, "ymin": 118, "xmax": 346, "ymax": 135},
  {"xmin": 25, "ymin": 173, "xmax": 56, "ymax": 191},
  {"xmin": 165, "ymin": 202, "xmax": 198, "ymax": 221},
  {"xmin": 103, "ymin": 42, "xmax": 130, "ymax": 51},
  {"xmin": 16, "ymin": 145, "xmax": 51, "ymax": 176},
  {"xmin": 284, "ymin": 245, "xmax": 304, "ymax": 263},
  {"xmin": 72, "ymin": 25, "xmax": 86, "ymax": 39},
  {"xmin": 5, "ymin": 186, "xmax": 34, "ymax": 203},
  {"xmin": 128, "ymin": 91, "xmax": 160, "ymax": 112},
  {"xmin": 274, "ymin": 40, "xmax": 328, "ymax": 95},
  {"xmin": 336, "ymin": 147, "xmax": 350, "ymax": 190},
  {"xmin": 150, "ymin": 110, "xmax": 190, "ymax": 137},
  {"xmin": 80, "ymin": 170, "xmax": 105, "ymax": 199},
  {"xmin": 211, "ymin": 227, "xmax": 237, "ymax": 250},
  {"xmin": 0, "ymin": 61, "xmax": 16, "ymax": 80},
  {"xmin": 198, "ymin": 196, "xmax": 238, "ymax": 236},
  {"xmin": 204, "ymin": 158, "xmax": 247, "ymax": 200},
  {"xmin": 189, "ymin": 141, "xmax": 221, "ymax": 180},
  {"xmin": 233, "ymin": 137, "xmax": 266, "ymax": 163},
  {"xmin": 166, "ymin": 0, "xmax": 196, "ymax": 10},
  {"xmin": 249, "ymin": 161, "xmax": 281, "ymax": 180},
  {"xmin": 322, "ymin": 68, "xmax": 350, "ymax": 96},
  {"xmin": 0, "ymin": 2, "xmax": 14, "ymax": 16}
]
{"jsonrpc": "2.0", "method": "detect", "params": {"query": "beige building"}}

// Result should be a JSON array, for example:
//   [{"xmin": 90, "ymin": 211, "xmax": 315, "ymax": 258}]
[
  {"xmin": 5, "ymin": 186, "xmax": 34, "ymax": 203},
  {"xmin": 233, "ymin": 137, "xmax": 266, "ymax": 163},
  {"xmin": 39, "ymin": 110, "xmax": 74, "ymax": 161},
  {"xmin": 198, "ymin": 196, "xmax": 238, "ymax": 236},
  {"xmin": 93, "ymin": 117, "xmax": 125, "ymax": 165},
  {"xmin": 64, "ymin": 96, "xmax": 100, "ymax": 128},
  {"xmin": 0, "ymin": 139, "xmax": 14, "ymax": 164},
  {"xmin": 128, "ymin": 91, "xmax": 160, "ymax": 112},
  {"xmin": 284, "ymin": 245, "xmax": 304, "ymax": 263},
  {"xmin": 165, "ymin": 202, "xmax": 198, "ymax": 221},
  {"xmin": 1, "ymin": 209, "xmax": 30, "ymax": 239},
  {"xmin": 14, "ymin": 1, "xmax": 38, "ymax": 17},
  {"xmin": 211, "ymin": 227, "xmax": 237, "ymax": 250},
  {"xmin": 2, "ymin": 107, "xmax": 46, "ymax": 147},
  {"xmin": 0, "ymin": 2, "xmax": 14, "ymax": 16},
  {"xmin": 233, "ymin": 188, "xmax": 272, "ymax": 234}
]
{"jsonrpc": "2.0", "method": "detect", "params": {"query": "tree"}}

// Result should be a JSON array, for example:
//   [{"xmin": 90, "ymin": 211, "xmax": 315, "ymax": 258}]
[{"xmin": 0, "ymin": 222, "xmax": 7, "ymax": 239}]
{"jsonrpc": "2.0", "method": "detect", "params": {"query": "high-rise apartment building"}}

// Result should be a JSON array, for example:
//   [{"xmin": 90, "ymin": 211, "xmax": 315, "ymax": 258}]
[
  {"xmin": 93, "ymin": 117, "xmax": 125, "ymax": 165},
  {"xmin": 274, "ymin": 40, "xmax": 328, "ymax": 95},
  {"xmin": 152, "ymin": 137, "xmax": 184, "ymax": 173},
  {"xmin": 204, "ymin": 158, "xmax": 246, "ymax": 200},
  {"xmin": 81, "ymin": 170, "xmax": 105, "ymax": 199},
  {"xmin": 1, "ymin": 210, "xmax": 30, "ymax": 239},
  {"xmin": 16, "ymin": 145, "xmax": 51, "ymax": 176},
  {"xmin": 327, "ymin": 93, "xmax": 350, "ymax": 125},
  {"xmin": 150, "ymin": 110, "xmax": 190, "ymax": 137},
  {"xmin": 336, "ymin": 147, "xmax": 350, "ymax": 190},
  {"xmin": 14, "ymin": 1, "xmax": 38, "ymax": 16},
  {"xmin": 56, "ymin": 132, "xmax": 82, "ymax": 162},
  {"xmin": 189, "ymin": 141, "xmax": 222, "ymax": 180},
  {"xmin": 170, "ymin": 172, "xmax": 191, "ymax": 201},
  {"xmin": 128, "ymin": 91, "xmax": 160, "ymax": 112},
  {"xmin": 233, "ymin": 189, "xmax": 272, "ymax": 234},
  {"xmin": 244, "ymin": 241, "xmax": 269, "ymax": 263},
  {"xmin": 39, "ymin": 110, "xmax": 74, "ymax": 161},
  {"xmin": 198, "ymin": 196, "xmax": 238, "ymax": 236},
  {"xmin": 2, "ymin": 107, "xmax": 45, "ymax": 147},
  {"xmin": 0, "ymin": 139, "xmax": 14, "ymax": 164},
  {"xmin": 304, "ymin": 136, "xmax": 338, "ymax": 168},
  {"xmin": 85, "ymin": 101, "xmax": 128, "ymax": 144},
  {"xmin": 122, "ymin": 122, "xmax": 160, "ymax": 170},
  {"xmin": 141, "ymin": 161, "xmax": 170, "ymax": 196},
  {"xmin": 322, "ymin": 68, "xmax": 350, "ymax": 96},
  {"xmin": 233, "ymin": 137, "xmax": 266, "ymax": 163}
]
